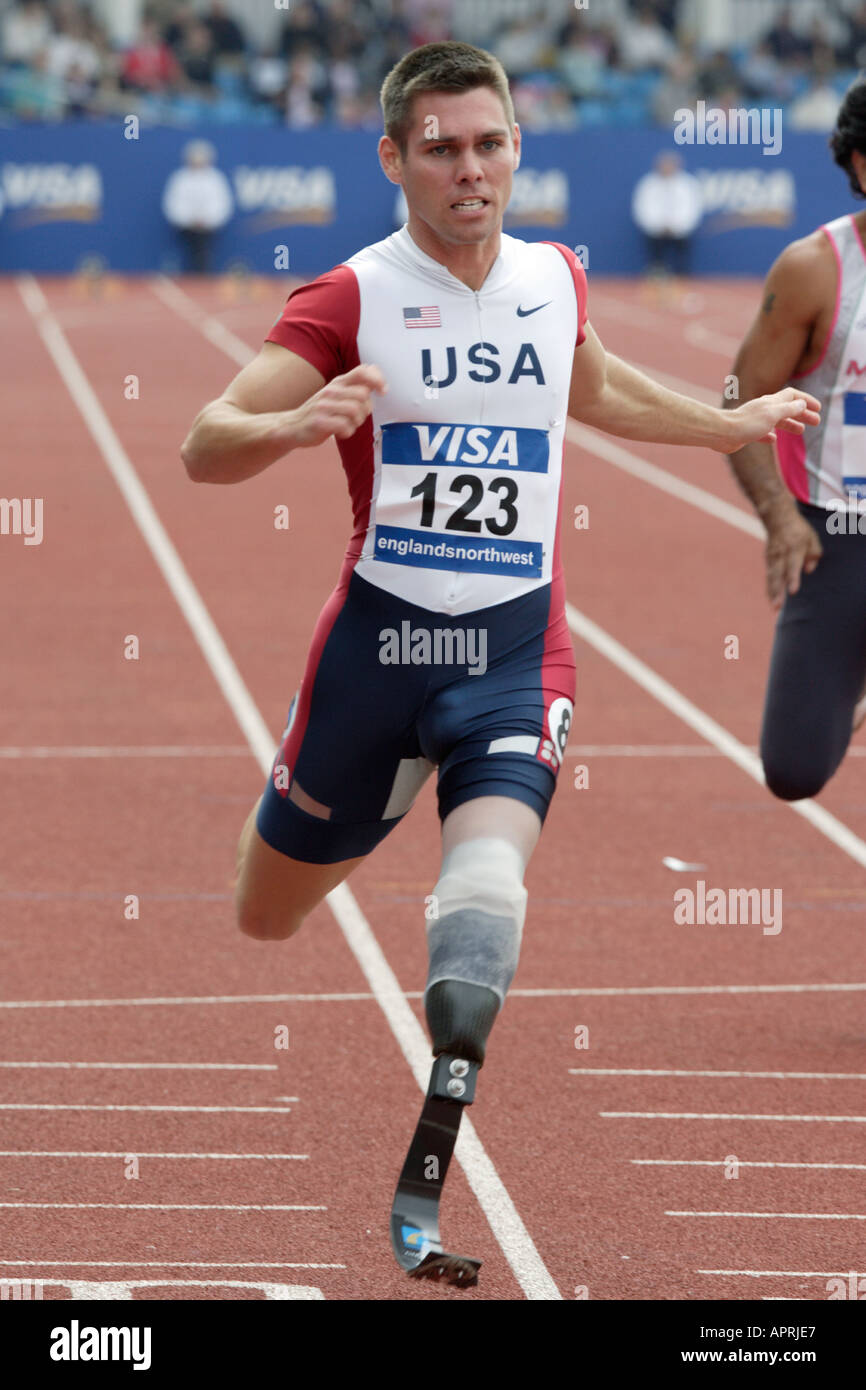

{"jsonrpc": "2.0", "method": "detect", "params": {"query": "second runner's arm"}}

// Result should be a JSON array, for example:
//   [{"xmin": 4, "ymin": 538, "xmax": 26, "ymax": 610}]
[{"xmin": 721, "ymin": 237, "xmax": 830, "ymax": 605}]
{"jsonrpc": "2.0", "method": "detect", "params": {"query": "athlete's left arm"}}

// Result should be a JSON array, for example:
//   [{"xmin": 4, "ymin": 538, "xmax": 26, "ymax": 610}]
[{"xmin": 566, "ymin": 323, "xmax": 820, "ymax": 451}]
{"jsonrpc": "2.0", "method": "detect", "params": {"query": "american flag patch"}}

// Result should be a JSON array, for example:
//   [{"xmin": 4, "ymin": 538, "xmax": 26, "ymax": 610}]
[{"xmin": 403, "ymin": 305, "xmax": 441, "ymax": 328}]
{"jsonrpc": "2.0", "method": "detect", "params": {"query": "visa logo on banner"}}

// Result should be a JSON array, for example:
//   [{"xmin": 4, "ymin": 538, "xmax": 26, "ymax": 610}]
[
  {"xmin": 695, "ymin": 168, "xmax": 795, "ymax": 230},
  {"xmin": 382, "ymin": 422, "xmax": 550, "ymax": 473},
  {"xmin": 233, "ymin": 165, "xmax": 335, "ymax": 228},
  {"xmin": 504, "ymin": 168, "xmax": 568, "ymax": 227},
  {"xmin": 0, "ymin": 163, "xmax": 102, "ymax": 224}
]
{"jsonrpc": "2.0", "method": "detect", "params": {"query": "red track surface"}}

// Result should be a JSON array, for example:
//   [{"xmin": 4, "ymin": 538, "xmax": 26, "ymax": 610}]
[{"xmin": 1, "ymin": 272, "xmax": 864, "ymax": 1302}]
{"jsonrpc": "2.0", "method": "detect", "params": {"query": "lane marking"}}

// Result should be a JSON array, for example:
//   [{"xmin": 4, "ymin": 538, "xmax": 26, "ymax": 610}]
[
  {"xmin": 0, "ymin": 1260, "xmax": 341, "ymax": 1269},
  {"xmin": 565, "ymin": 419, "xmax": 763, "ymax": 537},
  {"xmin": 571, "ymin": 1068, "xmax": 866, "ymax": 1080},
  {"xmin": 0, "ymin": 1151, "xmax": 308, "ymax": 1160},
  {"xmin": 685, "ymin": 319, "xmax": 741, "ymax": 356},
  {"xmin": 36, "ymin": 1279, "xmax": 324, "ymax": 1299},
  {"xmin": 0, "ymin": 1203, "xmax": 324, "ymax": 1211},
  {"xmin": 151, "ymin": 275, "xmax": 264, "ymax": 366},
  {"xmin": 0, "ymin": 1061, "xmax": 276, "ymax": 1071},
  {"xmin": 603, "ymin": 1111, "xmax": 866, "ymax": 1122},
  {"xmin": 633, "ymin": 1160, "xmax": 866, "ymax": 1170},
  {"xmin": 26, "ymin": 271, "xmax": 561, "ymax": 1303},
  {"xmin": 0, "ymin": 1104, "xmax": 295, "ymax": 1113},
  {"xmin": 700, "ymin": 1268, "xmax": 866, "ymax": 1278},
  {"xmin": 669, "ymin": 1210, "xmax": 866, "ymax": 1220},
  {"xmin": 0, "ymin": 745, "xmax": 249, "ymax": 758},
  {"xmin": 0, "ymin": 982, "xmax": 863, "ymax": 1009},
  {"xmin": 565, "ymin": 601, "xmax": 866, "ymax": 872}
]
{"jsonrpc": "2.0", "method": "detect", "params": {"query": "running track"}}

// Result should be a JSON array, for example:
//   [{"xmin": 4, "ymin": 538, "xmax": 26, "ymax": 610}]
[{"xmin": 1, "ymin": 271, "xmax": 864, "ymax": 1302}]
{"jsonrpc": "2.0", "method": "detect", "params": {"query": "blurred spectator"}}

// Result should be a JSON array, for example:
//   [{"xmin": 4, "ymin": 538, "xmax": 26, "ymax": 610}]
[
  {"xmin": 204, "ymin": 2, "xmax": 245, "ymax": 58},
  {"xmin": 279, "ymin": 1, "xmax": 327, "ymax": 61},
  {"xmin": 163, "ymin": 3, "xmax": 196, "ymax": 54},
  {"xmin": 0, "ymin": 0, "xmax": 859, "ymax": 133},
  {"xmin": 844, "ymin": 1, "xmax": 866, "ymax": 69},
  {"xmin": 494, "ymin": 16, "xmax": 552, "ymax": 78},
  {"xmin": 162, "ymin": 139, "xmax": 233, "ymax": 272},
  {"xmin": 1, "ymin": 0, "xmax": 51, "ymax": 66},
  {"xmin": 651, "ymin": 53, "xmax": 699, "ymax": 124},
  {"xmin": 405, "ymin": 0, "xmax": 453, "ymax": 48},
  {"xmin": 248, "ymin": 44, "xmax": 287, "ymax": 110},
  {"xmin": 285, "ymin": 46, "xmax": 329, "ymax": 127},
  {"xmin": 763, "ymin": 6, "xmax": 810, "ymax": 65},
  {"xmin": 44, "ymin": 11, "xmax": 101, "ymax": 86},
  {"xmin": 618, "ymin": 2, "xmax": 676, "ymax": 71},
  {"xmin": 557, "ymin": 21, "xmax": 605, "ymax": 100},
  {"xmin": 3, "ymin": 47, "xmax": 65, "ymax": 117},
  {"xmin": 631, "ymin": 151, "xmax": 702, "ymax": 276},
  {"xmin": 740, "ymin": 39, "xmax": 796, "ymax": 103},
  {"xmin": 788, "ymin": 49, "xmax": 842, "ymax": 131},
  {"xmin": 178, "ymin": 22, "xmax": 217, "ymax": 91},
  {"xmin": 697, "ymin": 49, "xmax": 742, "ymax": 102},
  {"xmin": 122, "ymin": 17, "xmax": 180, "ymax": 92}
]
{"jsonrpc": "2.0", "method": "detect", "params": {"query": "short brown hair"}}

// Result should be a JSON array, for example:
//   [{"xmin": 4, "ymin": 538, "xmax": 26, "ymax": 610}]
[{"xmin": 380, "ymin": 41, "xmax": 515, "ymax": 156}]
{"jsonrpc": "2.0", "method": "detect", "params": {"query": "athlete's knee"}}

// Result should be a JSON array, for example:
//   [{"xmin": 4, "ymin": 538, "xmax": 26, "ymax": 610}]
[
  {"xmin": 423, "ymin": 838, "xmax": 528, "ymax": 1063},
  {"xmin": 235, "ymin": 890, "xmax": 306, "ymax": 942}
]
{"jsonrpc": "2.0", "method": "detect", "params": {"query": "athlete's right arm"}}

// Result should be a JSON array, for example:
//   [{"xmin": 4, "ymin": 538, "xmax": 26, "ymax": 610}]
[
  {"xmin": 180, "ymin": 343, "xmax": 387, "ymax": 484},
  {"xmin": 723, "ymin": 236, "xmax": 830, "ymax": 606}
]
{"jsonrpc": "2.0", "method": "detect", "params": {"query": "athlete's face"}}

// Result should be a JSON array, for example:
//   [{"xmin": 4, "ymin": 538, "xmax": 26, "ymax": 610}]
[{"xmin": 381, "ymin": 87, "xmax": 520, "ymax": 248}]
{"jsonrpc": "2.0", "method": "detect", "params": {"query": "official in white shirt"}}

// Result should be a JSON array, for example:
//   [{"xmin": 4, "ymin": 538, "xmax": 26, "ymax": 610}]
[
  {"xmin": 162, "ymin": 140, "xmax": 234, "ymax": 274},
  {"xmin": 631, "ymin": 151, "xmax": 703, "ymax": 277}
]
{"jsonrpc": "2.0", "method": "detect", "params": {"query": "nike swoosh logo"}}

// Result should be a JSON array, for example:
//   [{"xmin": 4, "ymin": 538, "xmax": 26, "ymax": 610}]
[{"xmin": 516, "ymin": 301, "xmax": 552, "ymax": 317}]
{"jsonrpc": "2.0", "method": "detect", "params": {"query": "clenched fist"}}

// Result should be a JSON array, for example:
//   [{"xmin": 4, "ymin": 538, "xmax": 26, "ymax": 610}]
[{"xmin": 289, "ymin": 364, "xmax": 388, "ymax": 447}]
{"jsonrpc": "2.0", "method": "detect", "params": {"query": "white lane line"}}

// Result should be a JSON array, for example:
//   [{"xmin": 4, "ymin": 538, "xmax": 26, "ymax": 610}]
[
  {"xmin": 0, "ymin": 1104, "xmax": 295, "ymax": 1113},
  {"xmin": 571, "ymin": 1068, "xmax": 866, "ymax": 1079},
  {"xmin": 685, "ymin": 319, "xmax": 741, "ymax": 356},
  {"xmin": 700, "ymin": 1269, "xmax": 866, "ymax": 1278},
  {"xmin": 514, "ymin": 983, "xmax": 866, "ymax": 996},
  {"xmin": 151, "ymin": 275, "xmax": 262, "ymax": 366},
  {"xmin": 0, "ymin": 993, "xmax": 378, "ymax": 1008},
  {"xmin": 603, "ymin": 1111, "xmax": 866, "ymax": 1122},
  {"xmin": 0, "ymin": 1151, "xmax": 308, "ymax": 1160},
  {"xmin": 1, "ymin": 1260, "xmax": 342, "ymax": 1268},
  {"xmin": 565, "ymin": 419, "xmax": 763, "ymax": 537},
  {"xmin": 17, "ymin": 271, "xmax": 278, "ymax": 774},
  {"xmin": 50, "ymin": 1280, "xmax": 325, "ymax": 1299},
  {"xmin": 567, "ymin": 744, "xmax": 725, "ymax": 757},
  {"xmin": 0, "ymin": 746, "xmax": 249, "ymax": 758},
  {"xmin": 0, "ymin": 982, "xmax": 863, "ymax": 1009},
  {"xmin": 0, "ymin": 1061, "xmax": 276, "ymax": 1071},
  {"xmin": 633, "ymin": 1160, "xmax": 866, "ymax": 1170},
  {"xmin": 0, "ymin": 1203, "xmax": 323, "ymax": 1211},
  {"xmin": 669, "ymin": 1211, "xmax": 866, "ymax": 1221},
  {"xmin": 28, "ymin": 273, "xmax": 560, "ymax": 1303},
  {"xmin": 565, "ymin": 601, "xmax": 866, "ymax": 872}
]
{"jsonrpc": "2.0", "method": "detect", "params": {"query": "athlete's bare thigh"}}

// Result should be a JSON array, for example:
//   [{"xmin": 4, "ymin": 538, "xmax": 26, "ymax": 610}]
[{"xmin": 234, "ymin": 798, "xmax": 365, "ymax": 941}]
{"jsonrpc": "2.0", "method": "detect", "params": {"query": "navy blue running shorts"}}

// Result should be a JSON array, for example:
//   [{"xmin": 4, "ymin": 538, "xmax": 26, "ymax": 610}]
[{"xmin": 256, "ymin": 569, "xmax": 576, "ymax": 864}]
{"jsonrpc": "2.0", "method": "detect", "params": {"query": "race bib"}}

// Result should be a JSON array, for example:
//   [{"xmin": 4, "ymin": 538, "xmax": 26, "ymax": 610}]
[{"xmin": 372, "ymin": 422, "xmax": 549, "ymax": 578}]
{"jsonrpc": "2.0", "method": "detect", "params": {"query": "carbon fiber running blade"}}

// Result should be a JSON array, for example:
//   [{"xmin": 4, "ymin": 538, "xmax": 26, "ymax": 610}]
[{"xmin": 389, "ymin": 1068, "xmax": 481, "ymax": 1285}]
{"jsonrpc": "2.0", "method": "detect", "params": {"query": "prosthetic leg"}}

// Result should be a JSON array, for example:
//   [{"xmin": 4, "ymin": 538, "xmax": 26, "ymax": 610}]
[
  {"xmin": 389, "ymin": 981, "xmax": 498, "ymax": 1285},
  {"xmin": 389, "ymin": 838, "xmax": 527, "ymax": 1286}
]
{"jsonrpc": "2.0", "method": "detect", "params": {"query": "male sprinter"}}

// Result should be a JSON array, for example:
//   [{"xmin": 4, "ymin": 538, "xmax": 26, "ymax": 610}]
[
  {"xmin": 181, "ymin": 42, "xmax": 818, "ymax": 1282},
  {"xmin": 723, "ymin": 76, "xmax": 866, "ymax": 802}
]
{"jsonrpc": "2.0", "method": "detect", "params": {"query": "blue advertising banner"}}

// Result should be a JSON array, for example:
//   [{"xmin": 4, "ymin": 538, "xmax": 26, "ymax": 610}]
[{"xmin": 0, "ymin": 121, "xmax": 855, "ymax": 276}]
